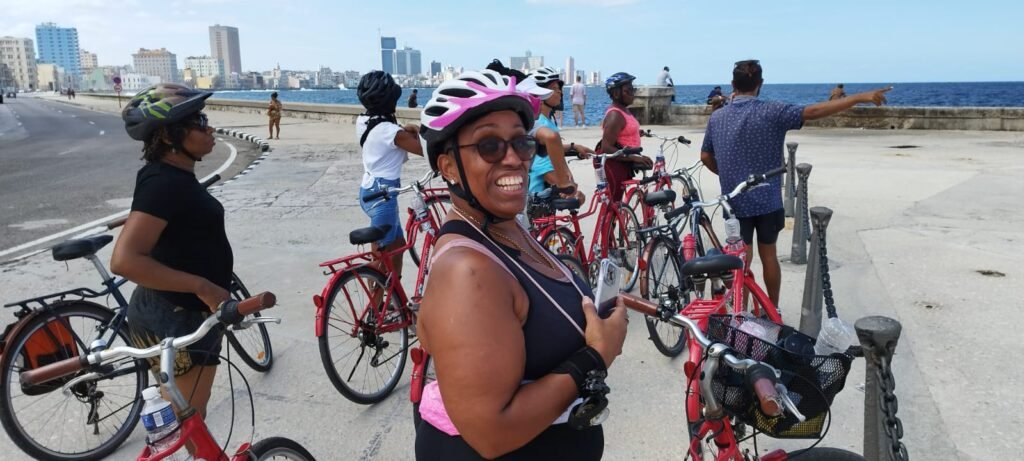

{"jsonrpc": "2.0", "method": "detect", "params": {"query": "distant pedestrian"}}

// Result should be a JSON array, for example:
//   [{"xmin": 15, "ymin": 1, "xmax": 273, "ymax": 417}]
[
  {"xmin": 657, "ymin": 66, "xmax": 675, "ymax": 102},
  {"xmin": 829, "ymin": 84, "xmax": 846, "ymax": 100},
  {"xmin": 267, "ymin": 92, "xmax": 282, "ymax": 139},
  {"xmin": 570, "ymin": 75, "xmax": 587, "ymax": 126},
  {"xmin": 407, "ymin": 88, "xmax": 418, "ymax": 108},
  {"xmin": 700, "ymin": 59, "xmax": 890, "ymax": 307},
  {"xmin": 707, "ymin": 85, "xmax": 726, "ymax": 111}
]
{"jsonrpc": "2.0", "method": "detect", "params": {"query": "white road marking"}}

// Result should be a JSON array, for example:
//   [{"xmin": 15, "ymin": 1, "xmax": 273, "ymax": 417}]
[
  {"xmin": 89, "ymin": 121, "xmax": 95, "ymax": 125},
  {"xmin": 0, "ymin": 141, "xmax": 239, "ymax": 260},
  {"xmin": 98, "ymin": 130, "xmax": 105, "ymax": 135}
]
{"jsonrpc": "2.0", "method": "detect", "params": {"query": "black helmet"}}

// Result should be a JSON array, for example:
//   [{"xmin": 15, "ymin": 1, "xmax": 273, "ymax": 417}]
[
  {"xmin": 357, "ymin": 71, "xmax": 402, "ymax": 115},
  {"xmin": 122, "ymin": 83, "xmax": 211, "ymax": 141},
  {"xmin": 605, "ymin": 72, "xmax": 636, "ymax": 93}
]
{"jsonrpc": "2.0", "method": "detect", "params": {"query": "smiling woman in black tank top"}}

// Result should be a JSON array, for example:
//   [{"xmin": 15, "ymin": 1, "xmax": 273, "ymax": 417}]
[{"xmin": 414, "ymin": 69, "xmax": 629, "ymax": 460}]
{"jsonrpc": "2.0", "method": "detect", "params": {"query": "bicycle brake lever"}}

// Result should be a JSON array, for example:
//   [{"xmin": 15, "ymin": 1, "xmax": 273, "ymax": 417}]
[{"xmin": 775, "ymin": 383, "xmax": 806, "ymax": 422}]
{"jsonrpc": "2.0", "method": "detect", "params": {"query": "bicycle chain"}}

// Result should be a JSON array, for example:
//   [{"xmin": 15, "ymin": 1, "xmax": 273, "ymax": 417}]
[{"xmin": 876, "ymin": 353, "xmax": 909, "ymax": 460}]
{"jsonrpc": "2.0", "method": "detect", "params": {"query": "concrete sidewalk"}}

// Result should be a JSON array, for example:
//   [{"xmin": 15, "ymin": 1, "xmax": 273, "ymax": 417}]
[{"xmin": 2, "ymin": 98, "xmax": 1022, "ymax": 460}]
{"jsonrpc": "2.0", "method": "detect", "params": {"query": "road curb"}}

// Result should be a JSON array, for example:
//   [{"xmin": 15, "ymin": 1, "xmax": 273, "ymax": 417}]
[{"xmin": 216, "ymin": 127, "xmax": 271, "ymax": 152}]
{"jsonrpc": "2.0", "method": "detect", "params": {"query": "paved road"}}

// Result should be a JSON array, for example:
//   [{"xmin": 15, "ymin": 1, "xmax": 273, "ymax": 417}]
[{"xmin": 0, "ymin": 97, "xmax": 256, "ymax": 254}]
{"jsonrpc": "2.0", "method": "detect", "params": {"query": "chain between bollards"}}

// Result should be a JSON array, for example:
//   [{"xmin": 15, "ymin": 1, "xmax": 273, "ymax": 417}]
[
  {"xmin": 790, "ymin": 163, "xmax": 812, "ymax": 264},
  {"xmin": 784, "ymin": 142, "xmax": 798, "ymax": 217},
  {"xmin": 856, "ymin": 316, "xmax": 909, "ymax": 461}
]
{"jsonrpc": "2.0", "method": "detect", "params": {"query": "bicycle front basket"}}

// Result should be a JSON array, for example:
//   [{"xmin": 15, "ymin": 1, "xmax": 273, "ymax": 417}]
[{"xmin": 706, "ymin": 314, "xmax": 852, "ymax": 439}]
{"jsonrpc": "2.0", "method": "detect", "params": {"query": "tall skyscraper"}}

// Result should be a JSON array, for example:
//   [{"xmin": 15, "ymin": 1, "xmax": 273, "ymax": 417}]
[
  {"xmin": 209, "ymin": 25, "xmax": 242, "ymax": 75},
  {"xmin": 132, "ymin": 48, "xmax": 179, "ymax": 83},
  {"xmin": 0, "ymin": 36, "xmax": 37, "ymax": 91},
  {"xmin": 79, "ymin": 49, "xmax": 97, "ymax": 71},
  {"xmin": 35, "ymin": 23, "xmax": 80, "ymax": 79},
  {"xmin": 565, "ymin": 56, "xmax": 575, "ymax": 83},
  {"xmin": 430, "ymin": 61, "xmax": 442, "ymax": 77},
  {"xmin": 393, "ymin": 46, "xmax": 422, "ymax": 76},
  {"xmin": 380, "ymin": 36, "xmax": 397, "ymax": 74}
]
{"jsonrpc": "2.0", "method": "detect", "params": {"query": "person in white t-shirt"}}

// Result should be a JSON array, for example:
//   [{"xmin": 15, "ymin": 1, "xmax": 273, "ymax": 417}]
[
  {"xmin": 356, "ymin": 71, "xmax": 424, "ymax": 275},
  {"xmin": 569, "ymin": 75, "xmax": 587, "ymax": 127},
  {"xmin": 657, "ymin": 66, "xmax": 675, "ymax": 102}
]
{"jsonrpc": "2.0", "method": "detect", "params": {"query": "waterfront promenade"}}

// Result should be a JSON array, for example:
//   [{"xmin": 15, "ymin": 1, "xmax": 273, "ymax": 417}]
[{"xmin": 2, "ymin": 94, "xmax": 1021, "ymax": 460}]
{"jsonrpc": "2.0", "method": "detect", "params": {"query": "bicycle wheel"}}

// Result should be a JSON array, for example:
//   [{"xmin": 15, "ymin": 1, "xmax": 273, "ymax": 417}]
[
  {"xmin": 225, "ymin": 274, "xmax": 273, "ymax": 372},
  {"xmin": 624, "ymin": 188, "xmax": 650, "ymax": 227},
  {"xmin": 318, "ymin": 267, "xmax": 409, "ymax": 404},
  {"xmin": 555, "ymin": 254, "xmax": 590, "ymax": 290},
  {"xmin": 642, "ymin": 237, "xmax": 688, "ymax": 357},
  {"xmin": 540, "ymin": 227, "xmax": 578, "ymax": 257},
  {"xmin": 610, "ymin": 204, "xmax": 643, "ymax": 292},
  {"xmin": 0, "ymin": 301, "xmax": 147, "ymax": 461},
  {"xmin": 784, "ymin": 447, "xmax": 866, "ymax": 460},
  {"xmin": 410, "ymin": 194, "xmax": 452, "ymax": 267},
  {"xmin": 248, "ymin": 436, "xmax": 317, "ymax": 460}
]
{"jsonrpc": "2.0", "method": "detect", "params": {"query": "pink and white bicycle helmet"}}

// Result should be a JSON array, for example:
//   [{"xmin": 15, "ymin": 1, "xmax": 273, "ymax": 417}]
[{"xmin": 420, "ymin": 69, "xmax": 551, "ymax": 172}]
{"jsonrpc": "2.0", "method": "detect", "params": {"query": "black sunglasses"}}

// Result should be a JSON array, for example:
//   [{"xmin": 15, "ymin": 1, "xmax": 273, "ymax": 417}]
[
  {"xmin": 186, "ymin": 112, "xmax": 209, "ymax": 130},
  {"xmin": 457, "ymin": 135, "xmax": 537, "ymax": 163}
]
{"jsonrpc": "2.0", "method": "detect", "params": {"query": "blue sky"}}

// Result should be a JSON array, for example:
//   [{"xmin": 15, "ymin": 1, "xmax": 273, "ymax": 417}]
[{"xmin": 2, "ymin": 0, "xmax": 1022, "ymax": 84}]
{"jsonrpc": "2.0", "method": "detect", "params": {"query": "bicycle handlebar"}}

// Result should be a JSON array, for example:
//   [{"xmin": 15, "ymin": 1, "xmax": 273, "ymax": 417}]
[
  {"xmin": 689, "ymin": 166, "xmax": 787, "ymax": 210},
  {"xmin": 619, "ymin": 293, "xmax": 796, "ymax": 420},
  {"xmin": 592, "ymin": 146, "xmax": 643, "ymax": 160},
  {"xmin": 107, "ymin": 174, "xmax": 222, "ymax": 230},
  {"xmin": 640, "ymin": 129, "xmax": 691, "ymax": 146},
  {"xmin": 362, "ymin": 170, "xmax": 438, "ymax": 203},
  {"xmin": 20, "ymin": 292, "xmax": 277, "ymax": 387}
]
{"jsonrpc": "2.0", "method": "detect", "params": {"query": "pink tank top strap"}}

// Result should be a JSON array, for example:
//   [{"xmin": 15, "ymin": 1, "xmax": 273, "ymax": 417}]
[
  {"xmin": 604, "ymin": 105, "xmax": 642, "ymax": 147},
  {"xmin": 431, "ymin": 238, "xmax": 515, "ymax": 279}
]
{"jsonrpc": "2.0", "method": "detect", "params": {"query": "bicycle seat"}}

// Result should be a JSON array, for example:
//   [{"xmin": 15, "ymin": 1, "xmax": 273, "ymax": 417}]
[
  {"xmin": 51, "ymin": 235, "xmax": 114, "ymax": 262},
  {"xmin": 643, "ymin": 190, "xmax": 676, "ymax": 207},
  {"xmin": 680, "ymin": 253, "xmax": 743, "ymax": 277},
  {"xmin": 349, "ymin": 225, "xmax": 392, "ymax": 245},
  {"xmin": 552, "ymin": 198, "xmax": 581, "ymax": 211}
]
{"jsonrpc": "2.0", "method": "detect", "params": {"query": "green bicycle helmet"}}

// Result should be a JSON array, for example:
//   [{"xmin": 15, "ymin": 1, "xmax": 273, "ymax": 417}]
[{"xmin": 122, "ymin": 83, "xmax": 212, "ymax": 141}]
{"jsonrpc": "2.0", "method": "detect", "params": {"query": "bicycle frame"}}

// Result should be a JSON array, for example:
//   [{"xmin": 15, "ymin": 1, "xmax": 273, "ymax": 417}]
[{"xmin": 138, "ymin": 411, "xmax": 253, "ymax": 461}]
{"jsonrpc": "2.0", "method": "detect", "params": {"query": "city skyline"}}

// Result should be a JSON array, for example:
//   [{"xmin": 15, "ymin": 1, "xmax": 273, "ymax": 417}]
[{"xmin": 1, "ymin": 0, "xmax": 1022, "ymax": 84}]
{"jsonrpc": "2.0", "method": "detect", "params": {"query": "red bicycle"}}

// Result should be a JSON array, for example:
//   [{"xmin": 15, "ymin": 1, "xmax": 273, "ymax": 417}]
[
  {"xmin": 313, "ymin": 171, "xmax": 449, "ymax": 405},
  {"xmin": 20, "ymin": 293, "xmax": 316, "ymax": 461},
  {"xmin": 621, "ymin": 293, "xmax": 861, "ymax": 461},
  {"xmin": 623, "ymin": 129, "xmax": 694, "ymax": 228},
  {"xmin": 640, "ymin": 168, "xmax": 786, "ymax": 356},
  {"xmin": 530, "ymin": 147, "xmax": 644, "ymax": 290}
]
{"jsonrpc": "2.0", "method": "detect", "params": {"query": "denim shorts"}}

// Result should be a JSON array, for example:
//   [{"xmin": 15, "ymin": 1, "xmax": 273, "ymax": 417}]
[
  {"xmin": 359, "ymin": 177, "xmax": 403, "ymax": 246},
  {"xmin": 126, "ymin": 287, "xmax": 223, "ymax": 377}
]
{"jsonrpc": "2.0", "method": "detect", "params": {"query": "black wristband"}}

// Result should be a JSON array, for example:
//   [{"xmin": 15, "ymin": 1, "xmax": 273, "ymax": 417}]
[{"xmin": 552, "ymin": 346, "xmax": 607, "ymax": 391}]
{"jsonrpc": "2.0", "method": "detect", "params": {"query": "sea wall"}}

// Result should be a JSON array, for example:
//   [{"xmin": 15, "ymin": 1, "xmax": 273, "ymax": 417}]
[{"xmin": 84, "ymin": 91, "xmax": 1024, "ymax": 131}]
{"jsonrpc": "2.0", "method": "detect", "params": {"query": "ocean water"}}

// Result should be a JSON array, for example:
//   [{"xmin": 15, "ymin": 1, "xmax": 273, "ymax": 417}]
[{"xmin": 213, "ymin": 81, "xmax": 1024, "ymax": 127}]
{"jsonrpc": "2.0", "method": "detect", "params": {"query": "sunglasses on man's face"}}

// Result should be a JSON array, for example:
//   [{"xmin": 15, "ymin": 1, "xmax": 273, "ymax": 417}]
[
  {"xmin": 187, "ymin": 112, "xmax": 209, "ymax": 130},
  {"xmin": 457, "ymin": 134, "xmax": 537, "ymax": 163}
]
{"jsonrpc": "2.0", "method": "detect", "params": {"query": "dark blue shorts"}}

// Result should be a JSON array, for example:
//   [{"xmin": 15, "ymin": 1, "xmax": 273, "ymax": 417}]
[
  {"xmin": 126, "ymin": 287, "xmax": 223, "ymax": 377},
  {"xmin": 739, "ymin": 208, "xmax": 786, "ymax": 245},
  {"xmin": 359, "ymin": 177, "xmax": 403, "ymax": 246}
]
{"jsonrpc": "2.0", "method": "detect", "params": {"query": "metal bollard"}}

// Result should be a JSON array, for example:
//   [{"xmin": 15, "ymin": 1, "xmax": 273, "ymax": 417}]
[
  {"xmin": 856, "ymin": 316, "xmax": 908, "ymax": 461},
  {"xmin": 784, "ymin": 142, "xmax": 798, "ymax": 217},
  {"xmin": 798, "ymin": 206, "xmax": 832, "ymax": 337},
  {"xmin": 790, "ymin": 163, "xmax": 813, "ymax": 264}
]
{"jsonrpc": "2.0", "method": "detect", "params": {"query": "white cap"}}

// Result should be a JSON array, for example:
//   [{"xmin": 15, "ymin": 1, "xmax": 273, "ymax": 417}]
[{"xmin": 142, "ymin": 386, "xmax": 161, "ymax": 400}]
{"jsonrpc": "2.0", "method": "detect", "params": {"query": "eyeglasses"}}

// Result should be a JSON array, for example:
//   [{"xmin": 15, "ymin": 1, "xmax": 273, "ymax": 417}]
[
  {"xmin": 186, "ymin": 112, "xmax": 209, "ymax": 130},
  {"xmin": 456, "ymin": 135, "xmax": 537, "ymax": 163}
]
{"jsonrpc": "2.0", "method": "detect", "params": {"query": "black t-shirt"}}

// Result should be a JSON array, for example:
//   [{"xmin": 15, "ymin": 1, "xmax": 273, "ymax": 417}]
[{"xmin": 131, "ymin": 161, "xmax": 233, "ymax": 311}]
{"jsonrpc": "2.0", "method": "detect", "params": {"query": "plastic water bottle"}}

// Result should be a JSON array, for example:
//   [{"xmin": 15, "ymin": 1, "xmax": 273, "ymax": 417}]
[
  {"xmin": 724, "ymin": 216, "xmax": 741, "ymax": 242},
  {"xmin": 140, "ymin": 387, "xmax": 190, "ymax": 460},
  {"xmin": 594, "ymin": 159, "xmax": 608, "ymax": 190},
  {"xmin": 814, "ymin": 317, "xmax": 857, "ymax": 356}
]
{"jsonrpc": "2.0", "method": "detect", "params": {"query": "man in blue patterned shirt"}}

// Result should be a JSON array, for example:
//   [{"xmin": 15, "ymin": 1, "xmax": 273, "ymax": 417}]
[{"xmin": 701, "ymin": 60, "xmax": 890, "ymax": 306}]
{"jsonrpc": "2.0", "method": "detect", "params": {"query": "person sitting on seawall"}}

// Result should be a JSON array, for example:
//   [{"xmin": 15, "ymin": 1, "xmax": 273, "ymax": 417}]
[
  {"xmin": 599, "ymin": 72, "xmax": 654, "ymax": 203},
  {"xmin": 829, "ymin": 83, "xmax": 846, "ymax": 101},
  {"xmin": 526, "ymin": 66, "xmax": 594, "ymax": 217},
  {"xmin": 700, "ymin": 59, "xmax": 890, "ymax": 306},
  {"xmin": 356, "ymin": 71, "xmax": 424, "ymax": 277},
  {"xmin": 110, "ymin": 84, "xmax": 233, "ymax": 452},
  {"xmin": 415, "ymin": 69, "xmax": 629, "ymax": 460},
  {"xmin": 707, "ymin": 85, "xmax": 727, "ymax": 111}
]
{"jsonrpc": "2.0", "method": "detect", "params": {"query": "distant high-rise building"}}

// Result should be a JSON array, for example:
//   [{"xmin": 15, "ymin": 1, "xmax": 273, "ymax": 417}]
[
  {"xmin": 35, "ymin": 23, "xmax": 80, "ymax": 80},
  {"xmin": 315, "ymin": 66, "xmax": 334, "ymax": 88},
  {"xmin": 209, "ymin": 25, "xmax": 242, "ymax": 75},
  {"xmin": 565, "ymin": 56, "xmax": 575, "ymax": 83},
  {"xmin": 184, "ymin": 56, "xmax": 223, "ymax": 78},
  {"xmin": 510, "ymin": 50, "xmax": 544, "ymax": 73},
  {"xmin": 409, "ymin": 48, "xmax": 422, "ymax": 76},
  {"xmin": 430, "ymin": 60, "xmax": 442, "ymax": 77},
  {"xmin": 0, "ymin": 36, "xmax": 38, "ymax": 91},
  {"xmin": 79, "ymin": 49, "xmax": 97, "ymax": 71},
  {"xmin": 590, "ymin": 71, "xmax": 601, "ymax": 86},
  {"xmin": 380, "ymin": 36, "xmax": 397, "ymax": 74},
  {"xmin": 132, "ymin": 48, "xmax": 178, "ymax": 83},
  {"xmin": 393, "ymin": 46, "xmax": 422, "ymax": 76}
]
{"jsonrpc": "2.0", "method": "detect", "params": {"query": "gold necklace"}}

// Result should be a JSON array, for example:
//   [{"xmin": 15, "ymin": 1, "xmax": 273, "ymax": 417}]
[{"xmin": 453, "ymin": 206, "xmax": 556, "ymax": 271}]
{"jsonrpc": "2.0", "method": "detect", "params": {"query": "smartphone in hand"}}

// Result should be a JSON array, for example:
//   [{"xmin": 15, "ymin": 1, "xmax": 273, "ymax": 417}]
[{"xmin": 594, "ymin": 258, "xmax": 622, "ymax": 318}]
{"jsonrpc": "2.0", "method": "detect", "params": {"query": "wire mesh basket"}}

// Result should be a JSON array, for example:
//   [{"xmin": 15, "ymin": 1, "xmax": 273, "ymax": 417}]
[{"xmin": 705, "ymin": 314, "xmax": 853, "ymax": 438}]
